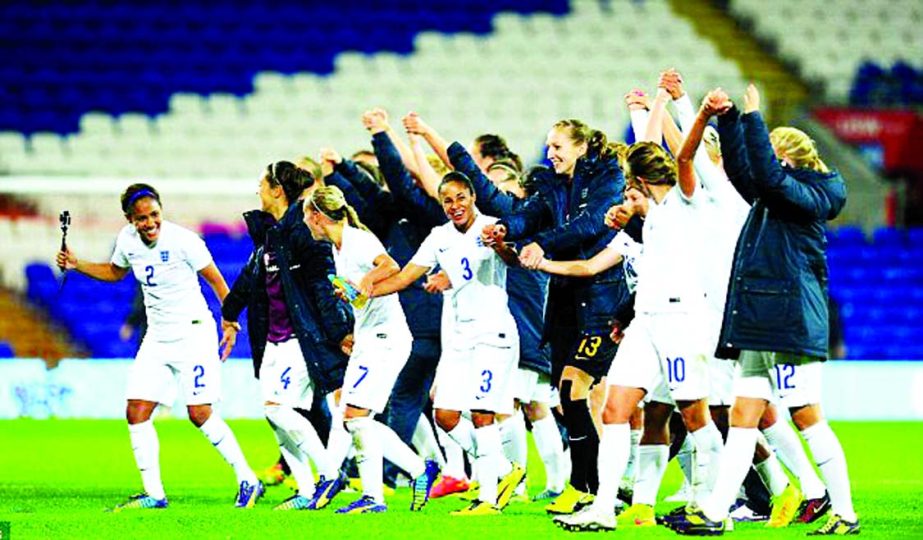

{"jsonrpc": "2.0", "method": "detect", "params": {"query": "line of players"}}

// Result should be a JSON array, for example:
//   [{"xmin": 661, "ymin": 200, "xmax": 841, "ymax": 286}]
[{"xmin": 56, "ymin": 68, "xmax": 857, "ymax": 534}]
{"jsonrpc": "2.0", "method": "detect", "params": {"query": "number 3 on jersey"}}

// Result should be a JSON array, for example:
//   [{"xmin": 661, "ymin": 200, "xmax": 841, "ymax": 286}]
[{"xmin": 460, "ymin": 257, "xmax": 473, "ymax": 281}]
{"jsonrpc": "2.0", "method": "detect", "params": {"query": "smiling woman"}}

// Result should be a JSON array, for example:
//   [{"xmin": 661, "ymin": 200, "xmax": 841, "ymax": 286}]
[{"xmin": 54, "ymin": 182, "xmax": 262, "ymax": 512}]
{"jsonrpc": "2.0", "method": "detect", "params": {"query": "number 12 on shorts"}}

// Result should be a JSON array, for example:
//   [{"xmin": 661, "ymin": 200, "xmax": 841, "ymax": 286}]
[{"xmin": 774, "ymin": 364, "xmax": 796, "ymax": 390}]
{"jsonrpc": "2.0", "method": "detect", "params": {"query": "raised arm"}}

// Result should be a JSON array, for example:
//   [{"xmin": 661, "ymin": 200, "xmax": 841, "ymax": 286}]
[
  {"xmin": 537, "ymin": 246, "xmax": 623, "ymax": 278},
  {"xmin": 446, "ymin": 141, "xmax": 526, "ymax": 217},
  {"xmin": 642, "ymin": 88, "xmax": 671, "ymax": 144},
  {"xmin": 676, "ymin": 103, "xmax": 714, "ymax": 198},
  {"xmin": 667, "ymin": 73, "xmax": 731, "ymax": 194},
  {"xmin": 56, "ymin": 247, "xmax": 130, "ymax": 282},
  {"xmin": 407, "ymin": 132, "xmax": 442, "ymax": 200},
  {"xmin": 404, "ymin": 111, "xmax": 451, "ymax": 168},
  {"xmin": 626, "ymin": 89, "xmax": 650, "ymax": 141},
  {"xmin": 739, "ymin": 85, "xmax": 844, "ymax": 219},
  {"xmin": 365, "ymin": 110, "xmax": 445, "ymax": 226},
  {"xmin": 714, "ymin": 91, "xmax": 758, "ymax": 204}
]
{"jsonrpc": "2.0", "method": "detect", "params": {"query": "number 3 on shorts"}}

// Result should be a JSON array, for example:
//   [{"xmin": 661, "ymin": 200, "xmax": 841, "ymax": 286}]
[{"xmin": 480, "ymin": 369, "xmax": 492, "ymax": 393}]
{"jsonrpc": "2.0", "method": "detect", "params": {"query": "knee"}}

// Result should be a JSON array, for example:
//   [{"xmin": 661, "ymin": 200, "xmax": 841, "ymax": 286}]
[
  {"xmin": 126, "ymin": 401, "xmax": 153, "ymax": 425},
  {"xmin": 790, "ymin": 404, "xmax": 823, "ymax": 431},
  {"xmin": 435, "ymin": 409, "xmax": 460, "ymax": 431},
  {"xmin": 471, "ymin": 412, "xmax": 494, "ymax": 428},
  {"xmin": 187, "ymin": 405, "xmax": 212, "ymax": 427}
]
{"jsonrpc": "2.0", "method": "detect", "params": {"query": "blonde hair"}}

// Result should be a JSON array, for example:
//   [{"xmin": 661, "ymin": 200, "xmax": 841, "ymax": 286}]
[
  {"xmin": 427, "ymin": 154, "xmax": 450, "ymax": 177},
  {"xmin": 295, "ymin": 156, "xmax": 323, "ymax": 184},
  {"xmin": 307, "ymin": 186, "xmax": 369, "ymax": 232},
  {"xmin": 607, "ymin": 141, "xmax": 629, "ymax": 169},
  {"xmin": 552, "ymin": 119, "xmax": 619, "ymax": 161},
  {"xmin": 770, "ymin": 127, "xmax": 829, "ymax": 173},
  {"xmin": 624, "ymin": 142, "xmax": 677, "ymax": 187}
]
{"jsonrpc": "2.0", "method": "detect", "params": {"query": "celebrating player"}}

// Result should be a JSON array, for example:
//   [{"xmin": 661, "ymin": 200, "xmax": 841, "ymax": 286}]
[
  {"xmin": 371, "ymin": 172, "xmax": 525, "ymax": 515},
  {"xmin": 56, "ymin": 183, "xmax": 261, "ymax": 511},
  {"xmin": 303, "ymin": 185, "xmax": 439, "ymax": 514}
]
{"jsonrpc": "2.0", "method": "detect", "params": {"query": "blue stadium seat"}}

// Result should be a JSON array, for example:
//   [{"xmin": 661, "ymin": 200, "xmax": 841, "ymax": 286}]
[{"xmin": 0, "ymin": 341, "xmax": 15, "ymax": 358}]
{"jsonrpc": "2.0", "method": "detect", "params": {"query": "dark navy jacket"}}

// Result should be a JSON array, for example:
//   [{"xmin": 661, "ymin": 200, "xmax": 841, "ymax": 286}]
[
  {"xmin": 716, "ymin": 108, "xmax": 847, "ymax": 360},
  {"xmin": 447, "ymin": 142, "xmax": 552, "ymax": 376},
  {"xmin": 495, "ymin": 151, "xmax": 630, "ymax": 335},
  {"xmin": 222, "ymin": 202, "xmax": 352, "ymax": 394},
  {"xmin": 327, "ymin": 134, "xmax": 445, "ymax": 339}
]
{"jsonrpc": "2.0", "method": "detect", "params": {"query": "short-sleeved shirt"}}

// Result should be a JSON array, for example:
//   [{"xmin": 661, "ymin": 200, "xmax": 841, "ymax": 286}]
[
  {"xmin": 110, "ymin": 220, "xmax": 214, "ymax": 341},
  {"xmin": 332, "ymin": 225, "xmax": 409, "ymax": 337},
  {"xmin": 634, "ymin": 187, "xmax": 708, "ymax": 314},
  {"xmin": 411, "ymin": 213, "xmax": 516, "ymax": 343}
]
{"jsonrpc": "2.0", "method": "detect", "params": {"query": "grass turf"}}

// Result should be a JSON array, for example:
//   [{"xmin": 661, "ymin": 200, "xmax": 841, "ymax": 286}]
[{"xmin": 1, "ymin": 419, "xmax": 921, "ymax": 539}]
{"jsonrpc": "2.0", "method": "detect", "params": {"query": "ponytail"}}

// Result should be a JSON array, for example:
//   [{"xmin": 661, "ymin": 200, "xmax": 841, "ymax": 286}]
[
  {"xmin": 769, "ymin": 127, "xmax": 830, "ymax": 174},
  {"xmin": 307, "ymin": 186, "xmax": 369, "ymax": 232}
]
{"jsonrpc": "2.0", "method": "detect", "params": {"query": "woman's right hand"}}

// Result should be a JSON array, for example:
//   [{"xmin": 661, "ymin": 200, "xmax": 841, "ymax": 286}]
[
  {"xmin": 624, "ymin": 89, "xmax": 650, "ymax": 111},
  {"xmin": 402, "ymin": 111, "xmax": 429, "ymax": 135},
  {"xmin": 702, "ymin": 88, "xmax": 732, "ymax": 116}
]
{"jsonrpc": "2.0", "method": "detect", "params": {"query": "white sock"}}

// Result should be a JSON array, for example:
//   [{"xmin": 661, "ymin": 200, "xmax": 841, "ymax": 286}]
[
  {"xmin": 326, "ymin": 403, "xmax": 353, "ymax": 475},
  {"xmin": 473, "ymin": 423, "xmax": 502, "ymax": 505},
  {"xmin": 266, "ymin": 405, "xmax": 335, "ymax": 478},
  {"xmin": 280, "ymin": 445, "xmax": 315, "ymax": 496},
  {"xmin": 763, "ymin": 420, "xmax": 826, "ymax": 499},
  {"xmin": 801, "ymin": 421, "xmax": 856, "ymax": 522},
  {"xmin": 689, "ymin": 422, "xmax": 724, "ymax": 505},
  {"xmin": 701, "ymin": 427, "xmax": 759, "ymax": 521},
  {"xmin": 128, "ymin": 420, "xmax": 165, "ymax": 500},
  {"xmin": 199, "ymin": 415, "xmax": 256, "ymax": 485},
  {"xmin": 531, "ymin": 415, "xmax": 566, "ymax": 492},
  {"xmin": 633, "ymin": 445, "xmax": 669, "ymax": 506},
  {"xmin": 346, "ymin": 417, "xmax": 385, "ymax": 503},
  {"xmin": 412, "ymin": 415, "xmax": 445, "ymax": 468},
  {"xmin": 677, "ymin": 436, "xmax": 694, "ymax": 487},
  {"xmin": 591, "ymin": 423, "xmax": 630, "ymax": 512},
  {"xmin": 622, "ymin": 428, "xmax": 642, "ymax": 489},
  {"xmin": 446, "ymin": 415, "xmax": 477, "ymax": 456},
  {"xmin": 374, "ymin": 419, "xmax": 425, "ymax": 478},
  {"xmin": 500, "ymin": 411, "xmax": 528, "ymax": 468},
  {"xmin": 755, "ymin": 453, "xmax": 789, "ymax": 497},
  {"xmin": 437, "ymin": 425, "xmax": 467, "ymax": 479}
]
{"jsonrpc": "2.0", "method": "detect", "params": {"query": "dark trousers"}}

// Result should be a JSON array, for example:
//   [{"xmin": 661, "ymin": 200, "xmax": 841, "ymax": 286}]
[{"xmin": 382, "ymin": 336, "xmax": 441, "ymax": 485}]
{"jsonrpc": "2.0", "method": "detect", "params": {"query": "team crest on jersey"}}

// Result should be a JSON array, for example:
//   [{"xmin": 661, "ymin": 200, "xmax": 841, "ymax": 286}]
[{"xmin": 160, "ymin": 250, "xmax": 170, "ymax": 262}]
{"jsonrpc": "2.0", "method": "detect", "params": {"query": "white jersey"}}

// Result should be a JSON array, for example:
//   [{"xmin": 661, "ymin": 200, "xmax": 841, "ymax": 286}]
[
  {"xmin": 110, "ymin": 220, "xmax": 214, "ymax": 341},
  {"xmin": 332, "ymin": 225, "xmax": 410, "ymax": 337},
  {"xmin": 633, "ymin": 187, "xmax": 709, "ymax": 314},
  {"xmin": 672, "ymin": 92, "xmax": 751, "ymax": 314},
  {"xmin": 411, "ymin": 213, "xmax": 516, "ymax": 344},
  {"xmin": 606, "ymin": 230, "xmax": 643, "ymax": 294}
]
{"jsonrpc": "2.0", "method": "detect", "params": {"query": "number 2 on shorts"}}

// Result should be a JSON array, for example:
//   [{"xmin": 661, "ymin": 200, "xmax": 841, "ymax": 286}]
[
  {"xmin": 352, "ymin": 365, "xmax": 369, "ymax": 388},
  {"xmin": 193, "ymin": 364, "xmax": 205, "ymax": 388}
]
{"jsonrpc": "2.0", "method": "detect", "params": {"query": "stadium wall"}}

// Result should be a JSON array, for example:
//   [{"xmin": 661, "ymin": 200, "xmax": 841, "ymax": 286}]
[{"xmin": 1, "ymin": 359, "xmax": 921, "ymax": 421}]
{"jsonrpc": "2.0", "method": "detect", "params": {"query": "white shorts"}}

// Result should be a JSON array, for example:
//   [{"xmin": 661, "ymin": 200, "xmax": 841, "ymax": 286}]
[
  {"xmin": 606, "ymin": 312, "xmax": 710, "ymax": 404},
  {"xmin": 126, "ymin": 322, "xmax": 221, "ymax": 406},
  {"xmin": 341, "ymin": 331, "xmax": 412, "ymax": 414},
  {"xmin": 708, "ymin": 359, "xmax": 736, "ymax": 406},
  {"xmin": 433, "ymin": 332, "xmax": 518, "ymax": 415},
  {"xmin": 260, "ymin": 339, "xmax": 314, "ymax": 409},
  {"xmin": 734, "ymin": 351, "xmax": 823, "ymax": 409},
  {"xmin": 514, "ymin": 368, "xmax": 556, "ymax": 405}
]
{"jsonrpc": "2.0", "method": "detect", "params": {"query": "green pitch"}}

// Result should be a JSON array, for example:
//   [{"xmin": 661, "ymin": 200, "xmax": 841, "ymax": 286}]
[{"xmin": 1, "ymin": 419, "xmax": 921, "ymax": 539}]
